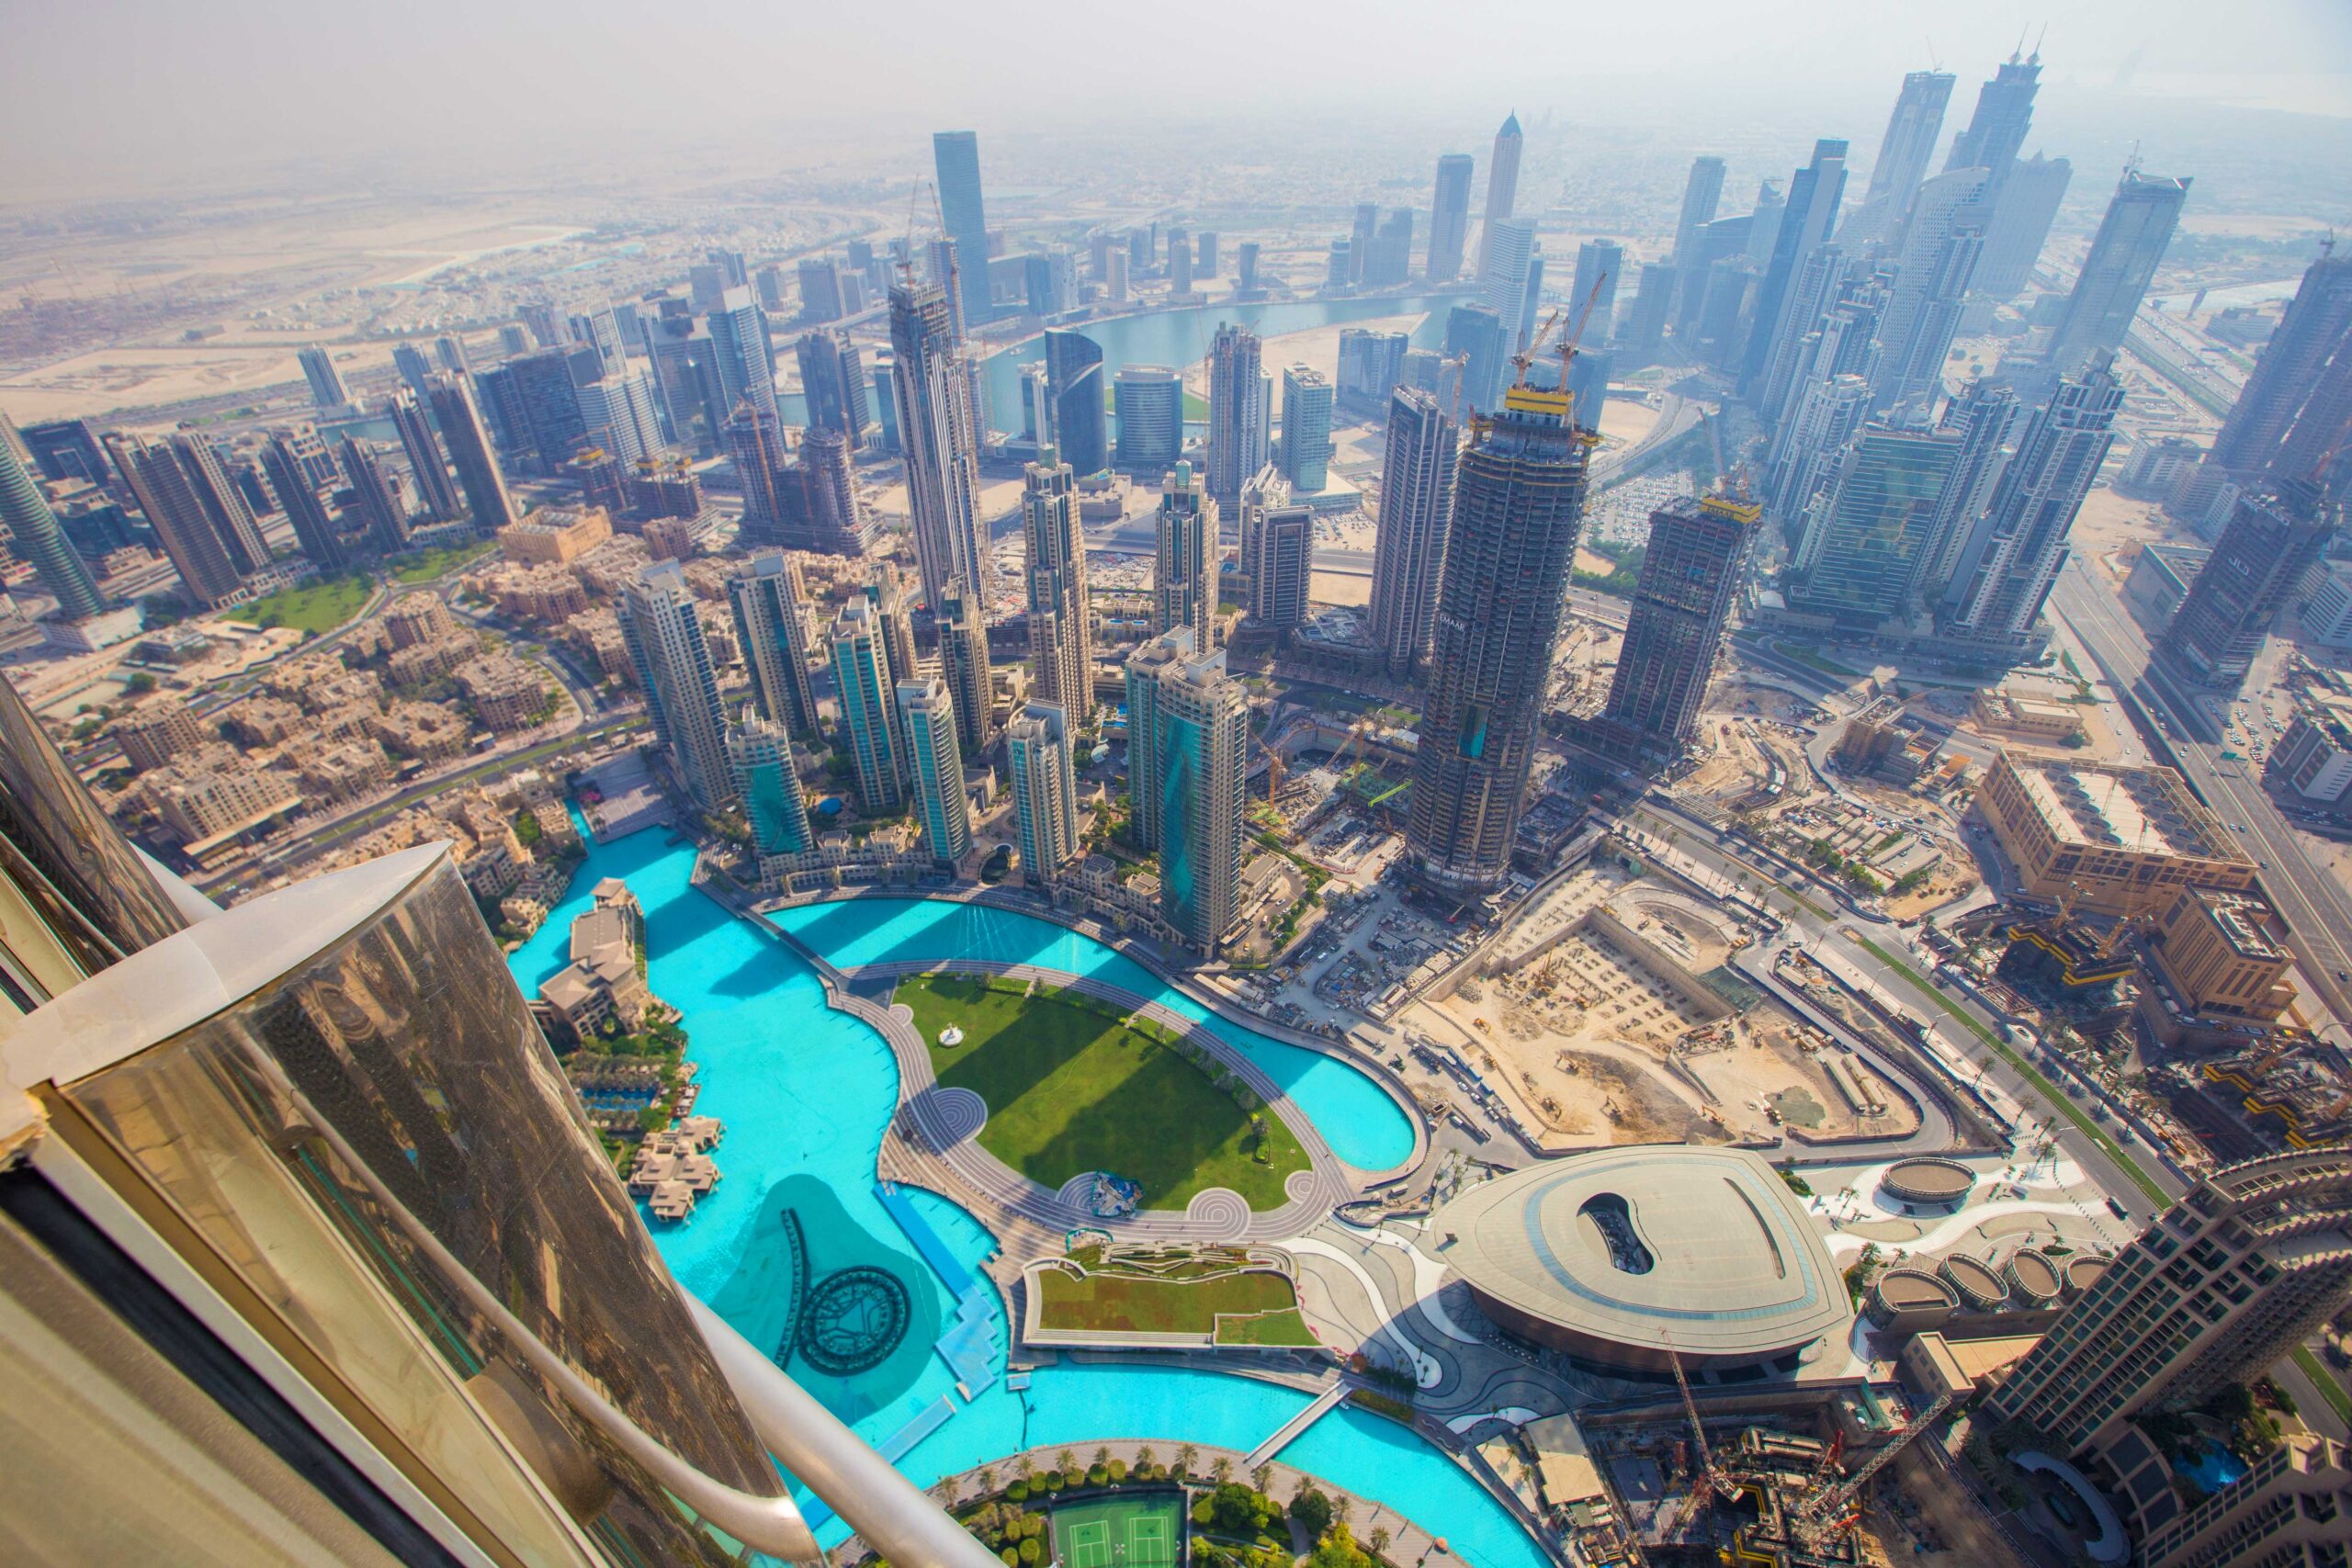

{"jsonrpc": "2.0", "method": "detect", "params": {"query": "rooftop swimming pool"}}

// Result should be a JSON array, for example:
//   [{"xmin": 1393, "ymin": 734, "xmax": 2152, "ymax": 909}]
[{"xmin": 509, "ymin": 827, "xmax": 1545, "ymax": 1568}]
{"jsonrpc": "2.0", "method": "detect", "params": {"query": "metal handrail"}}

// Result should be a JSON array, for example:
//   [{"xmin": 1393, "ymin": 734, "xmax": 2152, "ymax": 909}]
[
  {"xmin": 261, "ymin": 1066, "xmax": 822, "ymax": 1562},
  {"xmin": 687, "ymin": 1296, "xmax": 1001, "ymax": 1568}
]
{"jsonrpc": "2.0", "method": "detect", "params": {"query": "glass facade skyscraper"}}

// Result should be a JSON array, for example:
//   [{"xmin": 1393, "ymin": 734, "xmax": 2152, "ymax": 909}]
[
  {"xmin": 1407, "ymin": 379, "xmax": 1595, "ymax": 898},
  {"xmin": 2047, "ymin": 168, "xmax": 2192, "ymax": 376},
  {"xmin": 729, "ymin": 708, "xmax": 814, "ymax": 856},
  {"xmin": 1007, "ymin": 700, "xmax": 1080, "ymax": 884},
  {"xmin": 888, "ymin": 276, "xmax": 988, "ymax": 611},
  {"xmin": 1125, "ymin": 629, "xmax": 1246, "ymax": 952},
  {"xmin": 1428, "ymin": 152, "xmax": 1474, "ymax": 282},
  {"xmin": 899, "ymin": 675, "xmax": 971, "ymax": 864},
  {"xmin": 1153, "ymin": 459, "xmax": 1216, "ymax": 652},
  {"xmin": 618, "ymin": 561, "xmax": 733, "ymax": 810},
  {"xmin": 1587, "ymin": 494, "xmax": 1759, "ymax": 763},
  {"xmin": 1787, "ymin": 425, "xmax": 1962, "ymax": 626},
  {"xmin": 0, "ymin": 438, "xmax": 107, "ymax": 620},
  {"xmin": 933, "ymin": 130, "xmax": 994, "ymax": 330},
  {"xmin": 1023, "ymin": 452, "xmax": 1092, "ymax": 717},
  {"xmin": 1368, "ymin": 385, "xmax": 1459, "ymax": 675},
  {"xmin": 727, "ymin": 549, "xmax": 823, "ymax": 741},
  {"xmin": 1043, "ymin": 329, "xmax": 1107, "ymax": 479}
]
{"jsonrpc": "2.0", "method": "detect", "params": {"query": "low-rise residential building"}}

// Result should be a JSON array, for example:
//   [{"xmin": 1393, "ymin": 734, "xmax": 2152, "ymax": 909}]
[
  {"xmin": 1048, "ymin": 852, "xmax": 1178, "ymax": 943},
  {"xmin": 2138, "ymin": 1433, "xmax": 2349, "ymax": 1568},
  {"xmin": 369, "ymin": 700, "xmax": 471, "ymax": 761},
  {"xmin": 2123, "ymin": 542, "xmax": 2211, "ymax": 634},
  {"xmin": 752, "ymin": 821, "xmax": 927, "ymax": 896},
  {"xmin": 563, "ymin": 609, "xmax": 636, "ymax": 682},
  {"xmin": 484, "ymin": 562, "xmax": 593, "ymax": 623},
  {"xmin": 456, "ymin": 653, "xmax": 551, "ymax": 731},
  {"xmin": 535, "ymin": 881, "xmax": 661, "ymax": 1043},
  {"xmin": 145, "ymin": 747, "xmax": 301, "ymax": 850},
  {"xmin": 220, "ymin": 694, "xmax": 309, "ymax": 747},
  {"xmin": 385, "ymin": 635, "xmax": 475, "ymax": 690},
  {"xmin": 383, "ymin": 593, "xmax": 458, "ymax": 649},
  {"xmin": 291, "ymin": 738, "xmax": 393, "ymax": 805},
  {"xmin": 111, "ymin": 697, "xmax": 209, "ymax": 770},
  {"xmin": 572, "ymin": 535, "xmax": 653, "ymax": 598},
  {"xmin": 1972, "ymin": 689, "xmax": 2088, "ymax": 744}
]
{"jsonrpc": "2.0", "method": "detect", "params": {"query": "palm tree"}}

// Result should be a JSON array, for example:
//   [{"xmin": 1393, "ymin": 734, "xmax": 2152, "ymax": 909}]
[
  {"xmin": 1250, "ymin": 1462, "xmax": 1273, "ymax": 1495},
  {"xmin": 1332, "ymin": 1494, "xmax": 1352, "ymax": 1529},
  {"xmin": 1370, "ymin": 1527, "xmax": 1391, "ymax": 1556},
  {"xmin": 1017, "ymin": 1454, "xmax": 1036, "ymax": 1483},
  {"xmin": 978, "ymin": 1467, "xmax": 997, "ymax": 1495},
  {"xmin": 1176, "ymin": 1443, "xmax": 1198, "ymax": 1480},
  {"xmin": 1056, "ymin": 1450, "xmax": 1078, "ymax": 1478},
  {"xmin": 1091, "ymin": 1446, "xmax": 1112, "ymax": 1470},
  {"xmin": 1135, "ymin": 1445, "xmax": 1156, "ymax": 1473},
  {"xmin": 1212, "ymin": 1456, "xmax": 1234, "ymax": 1484}
]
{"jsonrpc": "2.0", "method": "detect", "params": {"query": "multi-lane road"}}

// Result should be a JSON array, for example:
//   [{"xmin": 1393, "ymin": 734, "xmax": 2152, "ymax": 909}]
[{"xmin": 2051, "ymin": 558, "xmax": 2352, "ymax": 1024}]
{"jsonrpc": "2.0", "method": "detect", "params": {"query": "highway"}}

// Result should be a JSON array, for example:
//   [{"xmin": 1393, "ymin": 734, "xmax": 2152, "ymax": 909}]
[{"xmin": 2050, "ymin": 558, "xmax": 2352, "ymax": 1025}]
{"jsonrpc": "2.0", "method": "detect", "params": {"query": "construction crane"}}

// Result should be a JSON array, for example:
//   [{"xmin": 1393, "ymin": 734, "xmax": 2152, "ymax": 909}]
[
  {"xmin": 1791, "ymin": 1387, "xmax": 1958, "ymax": 1547},
  {"xmin": 1662, "ymin": 1333, "xmax": 1737, "ymax": 1504}
]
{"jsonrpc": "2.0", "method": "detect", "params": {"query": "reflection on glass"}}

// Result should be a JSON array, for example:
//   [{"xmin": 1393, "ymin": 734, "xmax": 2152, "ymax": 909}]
[{"xmin": 62, "ymin": 853, "xmax": 780, "ymax": 1566}]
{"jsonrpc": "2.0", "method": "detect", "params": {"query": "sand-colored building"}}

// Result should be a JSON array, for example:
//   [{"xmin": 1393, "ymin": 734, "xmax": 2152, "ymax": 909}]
[
  {"xmin": 498, "ymin": 505, "xmax": 614, "ymax": 566},
  {"xmin": 1979, "ymin": 752, "xmax": 2256, "ymax": 918},
  {"xmin": 2149, "ymin": 886, "xmax": 2297, "ymax": 1023}
]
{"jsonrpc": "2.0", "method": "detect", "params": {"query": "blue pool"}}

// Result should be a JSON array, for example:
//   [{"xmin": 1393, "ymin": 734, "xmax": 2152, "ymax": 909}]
[
  {"xmin": 509, "ymin": 828, "xmax": 1543, "ymax": 1568},
  {"xmin": 2175, "ymin": 1439, "xmax": 2249, "ymax": 1496}
]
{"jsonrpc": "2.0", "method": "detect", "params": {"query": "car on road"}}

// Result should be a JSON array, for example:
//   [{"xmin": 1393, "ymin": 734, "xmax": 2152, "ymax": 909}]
[{"xmin": 2107, "ymin": 1197, "xmax": 2132, "ymax": 1220}]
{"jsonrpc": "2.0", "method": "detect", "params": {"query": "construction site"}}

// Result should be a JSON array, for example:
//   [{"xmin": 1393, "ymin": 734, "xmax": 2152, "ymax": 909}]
[
  {"xmin": 1575, "ymin": 1361, "xmax": 1974, "ymax": 1568},
  {"xmin": 1414, "ymin": 863, "xmax": 1919, "ymax": 1149}
]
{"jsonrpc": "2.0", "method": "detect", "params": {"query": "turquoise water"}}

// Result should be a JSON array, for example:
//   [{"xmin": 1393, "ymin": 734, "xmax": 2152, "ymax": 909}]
[
  {"xmin": 509, "ymin": 829, "xmax": 1542, "ymax": 1568},
  {"xmin": 2176, "ymin": 1439, "xmax": 2250, "ymax": 1496},
  {"xmin": 979, "ymin": 294, "xmax": 1458, "ymax": 435},
  {"xmin": 767, "ymin": 896, "xmax": 1414, "ymax": 1171}
]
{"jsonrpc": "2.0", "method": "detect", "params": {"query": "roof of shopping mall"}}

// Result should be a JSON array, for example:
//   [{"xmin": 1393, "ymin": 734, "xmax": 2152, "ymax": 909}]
[{"xmin": 1437, "ymin": 1145, "xmax": 1852, "ymax": 1364}]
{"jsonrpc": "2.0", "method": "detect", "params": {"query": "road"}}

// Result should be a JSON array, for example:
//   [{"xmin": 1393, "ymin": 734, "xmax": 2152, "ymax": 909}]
[
  {"xmin": 2051, "ymin": 558, "xmax": 2352, "ymax": 1025},
  {"xmin": 1623, "ymin": 794, "xmax": 2187, "ymax": 1217}
]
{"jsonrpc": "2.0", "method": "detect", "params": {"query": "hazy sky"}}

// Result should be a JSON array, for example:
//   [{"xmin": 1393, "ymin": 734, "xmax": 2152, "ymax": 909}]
[{"xmin": 4, "ymin": 0, "xmax": 2348, "ymax": 198}]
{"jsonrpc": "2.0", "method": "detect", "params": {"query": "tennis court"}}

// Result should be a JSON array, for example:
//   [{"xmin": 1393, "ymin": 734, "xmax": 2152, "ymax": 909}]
[{"xmin": 1048, "ymin": 1494, "xmax": 1182, "ymax": 1568}]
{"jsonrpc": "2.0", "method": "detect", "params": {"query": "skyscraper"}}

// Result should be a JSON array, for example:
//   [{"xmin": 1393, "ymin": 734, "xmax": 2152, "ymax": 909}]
[
  {"xmin": 729, "ymin": 708, "xmax": 814, "ymax": 857},
  {"xmin": 726, "ymin": 404, "xmax": 791, "ymax": 548},
  {"xmin": 1939, "ymin": 352, "xmax": 2124, "ymax": 644},
  {"xmin": 2159, "ymin": 478, "xmax": 2338, "ymax": 690},
  {"xmin": 797, "ymin": 258, "xmax": 844, "ymax": 323},
  {"xmin": 1242, "ymin": 468, "xmax": 1311, "ymax": 631},
  {"xmin": 1848, "ymin": 69, "xmax": 1956, "ymax": 243},
  {"xmin": 1043, "ymin": 330, "xmax": 1107, "ymax": 479},
  {"xmin": 1985, "ymin": 1149, "xmax": 2352, "ymax": 1472},
  {"xmin": 797, "ymin": 329, "xmax": 865, "ymax": 449},
  {"xmin": 1204, "ymin": 323, "xmax": 1267, "ymax": 509},
  {"xmin": 618, "ymin": 561, "xmax": 733, "ymax": 809},
  {"xmin": 898, "ymin": 676, "xmax": 971, "ymax": 865},
  {"xmin": 2205, "ymin": 251, "xmax": 2352, "ymax": 482},
  {"xmin": 1586, "ymin": 494, "xmax": 1760, "ymax": 763},
  {"xmin": 1023, "ymin": 451, "xmax": 1092, "ymax": 717},
  {"xmin": 0, "ymin": 439, "xmax": 106, "ymax": 620},
  {"xmin": 1407, "ymin": 378, "xmax": 1596, "ymax": 898},
  {"xmin": 1127, "ymin": 630, "xmax": 1247, "ymax": 953},
  {"xmin": 1153, "ymin": 459, "xmax": 1216, "ymax": 651},
  {"xmin": 106, "ymin": 433, "xmax": 267, "ymax": 606},
  {"xmin": 1443, "ymin": 304, "xmax": 1507, "ymax": 415},
  {"xmin": 425, "ymin": 372, "xmax": 515, "ymax": 535},
  {"xmin": 706, "ymin": 286, "xmax": 780, "ymax": 425},
  {"xmin": 2047, "ymin": 168, "xmax": 2192, "ymax": 376},
  {"xmin": 1622, "ymin": 261, "xmax": 1679, "ymax": 360},
  {"xmin": 1914, "ymin": 377, "xmax": 2023, "ymax": 600},
  {"xmin": 1007, "ymin": 700, "xmax": 1080, "ymax": 885},
  {"xmin": 1475, "ymin": 112, "xmax": 1524, "ymax": 276},
  {"xmin": 1944, "ymin": 52, "xmax": 2041, "ymax": 206},
  {"xmin": 1739, "ymin": 139, "xmax": 1850, "ymax": 392},
  {"xmin": 391, "ymin": 339, "xmax": 434, "ymax": 403},
  {"xmin": 936, "ymin": 576, "xmax": 994, "ymax": 755},
  {"xmin": 1786, "ymin": 424, "xmax": 1962, "ymax": 626},
  {"xmin": 1569, "ymin": 240, "xmax": 1623, "ymax": 342},
  {"xmin": 1869, "ymin": 167, "xmax": 1990, "ymax": 414},
  {"xmin": 865, "ymin": 562, "xmax": 921, "ymax": 702},
  {"xmin": 888, "ymin": 276, "xmax": 987, "ymax": 609},
  {"xmin": 337, "ymin": 436, "xmax": 409, "ymax": 553},
  {"xmin": 256, "ymin": 432, "xmax": 348, "ymax": 575},
  {"xmin": 20, "ymin": 417, "xmax": 108, "ymax": 485},
  {"xmin": 389, "ymin": 389, "xmax": 462, "ymax": 522},
  {"xmin": 1668, "ymin": 155, "xmax": 1727, "ymax": 278},
  {"xmin": 1114, "ymin": 365, "xmax": 1184, "ymax": 470},
  {"xmin": 831, "ymin": 593, "xmax": 905, "ymax": 812},
  {"xmin": 1428, "ymin": 152, "xmax": 1475, "ymax": 282},
  {"xmin": 1279, "ymin": 365, "xmax": 1334, "ymax": 492},
  {"xmin": 297, "ymin": 343, "xmax": 348, "ymax": 410},
  {"xmin": 1479, "ymin": 219, "xmax": 1540, "ymax": 359},
  {"xmin": 434, "ymin": 332, "xmax": 470, "ymax": 375},
  {"xmin": 578, "ymin": 367, "xmax": 663, "ymax": 466},
  {"xmin": 727, "ymin": 549, "xmax": 823, "ymax": 741},
  {"xmin": 933, "ymin": 130, "xmax": 993, "ymax": 329},
  {"xmin": 1368, "ymin": 385, "xmax": 1459, "ymax": 675},
  {"xmin": 1969, "ymin": 152, "xmax": 2071, "ymax": 300}
]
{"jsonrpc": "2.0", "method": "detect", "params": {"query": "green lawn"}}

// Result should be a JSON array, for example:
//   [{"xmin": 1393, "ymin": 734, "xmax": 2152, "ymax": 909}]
[
  {"xmin": 389, "ymin": 540, "xmax": 492, "ymax": 584},
  {"xmin": 221, "ymin": 573, "xmax": 374, "ymax": 635},
  {"xmin": 899, "ymin": 973, "xmax": 1309, "ymax": 1209},
  {"xmin": 1857, "ymin": 937, "xmax": 2171, "ymax": 1209},
  {"xmin": 1034, "ymin": 1263, "xmax": 1298, "ymax": 1336}
]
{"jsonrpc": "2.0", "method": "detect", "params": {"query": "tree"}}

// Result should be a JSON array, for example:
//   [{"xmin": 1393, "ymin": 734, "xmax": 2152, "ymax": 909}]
[
  {"xmin": 978, "ymin": 1467, "xmax": 998, "ymax": 1495},
  {"xmin": 1056, "ymin": 1450, "xmax": 1078, "ymax": 1478},
  {"xmin": 1212, "ymin": 1456, "xmax": 1234, "ymax": 1484},
  {"xmin": 1250, "ymin": 1462, "xmax": 1273, "ymax": 1495},
  {"xmin": 1369, "ymin": 1527, "xmax": 1391, "ymax": 1556},
  {"xmin": 1091, "ymin": 1446, "xmax": 1112, "ymax": 1469},
  {"xmin": 1288, "ymin": 1483, "xmax": 1334, "ymax": 1538},
  {"xmin": 1176, "ymin": 1443, "xmax": 1199, "ymax": 1480}
]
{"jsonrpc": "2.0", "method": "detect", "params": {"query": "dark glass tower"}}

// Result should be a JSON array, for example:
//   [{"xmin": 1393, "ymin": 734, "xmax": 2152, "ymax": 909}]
[
  {"xmin": 2158, "ymin": 478, "xmax": 2339, "ymax": 690},
  {"xmin": 1043, "ymin": 329, "xmax": 1107, "ymax": 479},
  {"xmin": 0, "ymin": 439, "xmax": 106, "ymax": 619},
  {"xmin": 933, "ymin": 130, "xmax": 993, "ymax": 330},
  {"xmin": 1587, "ymin": 494, "xmax": 1759, "ymax": 763},
  {"xmin": 1406, "ymin": 378, "xmax": 1596, "ymax": 898}
]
